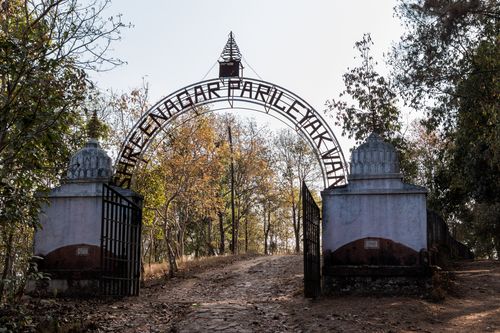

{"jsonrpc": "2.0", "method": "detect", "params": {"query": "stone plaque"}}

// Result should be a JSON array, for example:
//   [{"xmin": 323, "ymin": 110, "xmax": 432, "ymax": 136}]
[
  {"xmin": 76, "ymin": 247, "xmax": 89, "ymax": 256},
  {"xmin": 364, "ymin": 239, "xmax": 380, "ymax": 249}
]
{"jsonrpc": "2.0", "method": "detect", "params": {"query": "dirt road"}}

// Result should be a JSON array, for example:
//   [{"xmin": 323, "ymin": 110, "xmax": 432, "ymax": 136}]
[{"xmin": 5, "ymin": 255, "xmax": 499, "ymax": 332}]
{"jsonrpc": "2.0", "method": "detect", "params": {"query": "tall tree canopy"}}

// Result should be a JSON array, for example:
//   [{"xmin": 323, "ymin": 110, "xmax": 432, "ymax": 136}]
[
  {"xmin": 326, "ymin": 34, "xmax": 419, "ymax": 181},
  {"xmin": 327, "ymin": 33, "xmax": 401, "ymax": 144},
  {"xmin": 0, "ymin": 0, "xmax": 126, "ymax": 301},
  {"xmin": 391, "ymin": 0, "xmax": 499, "ymax": 132},
  {"xmin": 391, "ymin": 0, "xmax": 499, "ymax": 257}
]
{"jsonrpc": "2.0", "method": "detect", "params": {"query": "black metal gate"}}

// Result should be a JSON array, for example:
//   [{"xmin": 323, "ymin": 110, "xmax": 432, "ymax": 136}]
[
  {"xmin": 302, "ymin": 181, "xmax": 321, "ymax": 298},
  {"xmin": 101, "ymin": 184, "xmax": 142, "ymax": 296}
]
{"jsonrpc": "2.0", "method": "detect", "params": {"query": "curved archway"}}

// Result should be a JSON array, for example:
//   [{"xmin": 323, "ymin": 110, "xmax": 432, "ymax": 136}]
[{"xmin": 113, "ymin": 77, "xmax": 348, "ymax": 189}]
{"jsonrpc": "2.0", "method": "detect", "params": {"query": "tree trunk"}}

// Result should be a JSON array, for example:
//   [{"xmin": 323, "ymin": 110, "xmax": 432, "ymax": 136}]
[
  {"xmin": 235, "ymin": 202, "xmax": 240, "ymax": 254},
  {"xmin": 297, "ymin": 186, "xmax": 302, "ymax": 252},
  {"xmin": 294, "ymin": 227, "xmax": 300, "ymax": 253},
  {"xmin": 244, "ymin": 217, "xmax": 248, "ymax": 253},
  {"xmin": 218, "ymin": 211, "xmax": 225, "ymax": 254},
  {"xmin": 154, "ymin": 238, "xmax": 160, "ymax": 263},
  {"xmin": 206, "ymin": 217, "xmax": 215, "ymax": 256},
  {"xmin": 263, "ymin": 205, "xmax": 268, "ymax": 255},
  {"xmin": 494, "ymin": 239, "xmax": 500, "ymax": 261},
  {"xmin": 140, "ymin": 259, "xmax": 145, "ymax": 287},
  {"xmin": 0, "ymin": 230, "xmax": 14, "ymax": 301},
  {"xmin": 291, "ymin": 190, "xmax": 300, "ymax": 253},
  {"xmin": 228, "ymin": 124, "xmax": 237, "ymax": 255},
  {"xmin": 270, "ymin": 227, "xmax": 276, "ymax": 254},
  {"xmin": 177, "ymin": 217, "xmax": 186, "ymax": 259},
  {"xmin": 148, "ymin": 230, "xmax": 153, "ymax": 266},
  {"xmin": 264, "ymin": 205, "xmax": 271, "ymax": 255},
  {"xmin": 165, "ymin": 227, "xmax": 177, "ymax": 278}
]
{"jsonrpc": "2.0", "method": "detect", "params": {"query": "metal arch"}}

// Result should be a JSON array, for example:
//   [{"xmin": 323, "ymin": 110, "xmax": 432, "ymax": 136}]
[
  {"xmin": 114, "ymin": 77, "xmax": 348, "ymax": 189},
  {"xmin": 139, "ymin": 105, "xmax": 331, "ymax": 189}
]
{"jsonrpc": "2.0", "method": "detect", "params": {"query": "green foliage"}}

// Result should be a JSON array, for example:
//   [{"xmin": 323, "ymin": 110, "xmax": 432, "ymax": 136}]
[
  {"xmin": 326, "ymin": 34, "xmax": 419, "ymax": 181},
  {"xmin": 443, "ymin": 39, "xmax": 500, "ymax": 257},
  {"xmin": 327, "ymin": 33, "xmax": 401, "ymax": 144},
  {"xmin": 0, "ymin": 0, "xmax": 127, "ymax": 302},
  {"xmin": 391, "ymin": 0, "xmax": 499, "ymax": 132},
  {"xmin": 391, "ymin": 0, "xmax": 499, "ymax": 257},
  {"xmin": 452, "ymin": 39, "xmax": 499, "ymax": 203}
]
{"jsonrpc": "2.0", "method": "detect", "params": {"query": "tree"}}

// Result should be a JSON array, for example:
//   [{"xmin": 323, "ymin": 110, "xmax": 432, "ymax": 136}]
[
  {"xmin": 133, "ymin": 112, "xmax": 229, "ymax": 277},
  {"xmin": 391, "ymin": 0, "xmax": 499, "ymax": 257},
  {"xmin": 445, "ymin": 39, "xmax": 500, "ymax": 257},
  {"xmin": 0, "ymin": 0, "xmax": 127, "ymax": 301},
  {"xmin": 404, "ymin": 120, "xmax": 448, "ymax": 204},
  {"xmin": 326, "ymin": 33, "xmax": 401, "ymax": 144},
  {"xmin": 325, "ymin": 34, "xmax": 418, "ymax": 181},
  {"xmin": 258, "ymin": 176, "xmax": 281, "ymax": 255},
  {"xmin": 104, "ymin": 85, "xmax": 322, "ymax": 266},
  {"xmin": 273, "ymin": 129, "xmax": 319, "ymax": 253},
  {"xmin": 391, "ymin": 0, "xmax": 498, "ymax": 133},
  {"xmin": 230, "ymin": 119, "xmax": 274, "ymax": 254},
  {"xmin": 101, "ymin": 81, "xmax": 149, "ymax": 152}
]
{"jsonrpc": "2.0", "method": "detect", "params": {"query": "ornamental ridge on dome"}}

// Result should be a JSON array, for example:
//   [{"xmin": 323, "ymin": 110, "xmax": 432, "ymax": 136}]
[{"xmin": 349, "ymin": 133, "xmax": 401, "ymax": 176}]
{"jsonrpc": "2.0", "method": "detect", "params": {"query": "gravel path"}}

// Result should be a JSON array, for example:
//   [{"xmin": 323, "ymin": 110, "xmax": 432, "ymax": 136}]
[
  {"xmin": 8, "ymin": 255, "xmax": 499, "ymax": 332},
  {"xmin": 173, "ymin": 255, "xmax": 303, "ymax": 332}
]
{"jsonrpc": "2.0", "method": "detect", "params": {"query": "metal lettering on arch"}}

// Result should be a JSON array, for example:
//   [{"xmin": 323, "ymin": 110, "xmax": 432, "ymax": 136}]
[{"xmin": 113, "ymin": 77, "xmax": 348, "ymax": 189}]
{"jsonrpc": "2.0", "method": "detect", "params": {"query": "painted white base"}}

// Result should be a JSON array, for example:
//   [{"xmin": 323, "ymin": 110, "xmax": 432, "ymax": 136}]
[
  {"xmin": 322, "ymin": 176, "xmax": 427, "ymax": 253},
  {"xmin": 35, "ymin": 182, "xmax": 141, "ymax": 257},
  {"xmin": 35, "ymin": 182, "xmax": 104, "ymax": 256}
]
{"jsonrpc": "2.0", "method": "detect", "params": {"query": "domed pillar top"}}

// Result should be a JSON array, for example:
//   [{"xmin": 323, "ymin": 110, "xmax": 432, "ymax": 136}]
[
  {"xmin": 66, "ymin": 111, "xmax": 112, "ymax": 183},
  {"xmin": 349, "ymin": 133, "xmax": 401, "ymax": 180}
]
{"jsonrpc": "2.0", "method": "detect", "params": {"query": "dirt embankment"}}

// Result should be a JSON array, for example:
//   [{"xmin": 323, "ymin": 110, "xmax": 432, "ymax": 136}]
[{"xmin": 2, "ymin": 255, "xmax": 499, "ymax": 332}]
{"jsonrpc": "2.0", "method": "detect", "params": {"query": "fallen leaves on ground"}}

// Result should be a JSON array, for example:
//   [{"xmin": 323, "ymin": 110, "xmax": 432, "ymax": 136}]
[{"xmin": 1, "ymin": 255, "xmax": 498, "ymax": 332}]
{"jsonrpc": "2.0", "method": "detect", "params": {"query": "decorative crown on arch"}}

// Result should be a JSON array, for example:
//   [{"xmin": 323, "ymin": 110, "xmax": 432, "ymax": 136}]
[{"xmin": 219, "ymin": 31, "xmax": 242, "ymax": 62}]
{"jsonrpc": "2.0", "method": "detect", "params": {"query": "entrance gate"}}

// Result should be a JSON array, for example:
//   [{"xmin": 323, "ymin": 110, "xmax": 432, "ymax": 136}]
[
  {"xmin": 302, "ymin": 182, "xmax": 321, "ymax": 298},
  {"xmin": 107, "ymin": 33, "xmax": 343, "ymax": 298},
  {"xmin": 101, "ymin": 184, "xmax": 142, "ymax": 296}
]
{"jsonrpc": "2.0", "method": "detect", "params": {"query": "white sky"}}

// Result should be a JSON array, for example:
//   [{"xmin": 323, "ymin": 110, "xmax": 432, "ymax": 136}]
[{"xmin": 93, "ymin": 0, "xmax": 405, "ymax": 156}]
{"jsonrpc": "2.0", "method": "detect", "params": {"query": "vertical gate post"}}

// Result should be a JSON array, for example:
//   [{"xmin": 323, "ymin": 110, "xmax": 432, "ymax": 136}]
[{"xmin": 302, "ymin": 182, "xmax": 321, "ymax": 298}]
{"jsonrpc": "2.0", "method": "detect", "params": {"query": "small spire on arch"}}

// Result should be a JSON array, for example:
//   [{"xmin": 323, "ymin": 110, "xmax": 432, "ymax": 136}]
[
  {"xmin": 219, "ymin": 31, "xmax": 244, "ymax": 78},
  {"xmin": 219, "ymin": 31, "xmax": 242, "ymax": 62}
]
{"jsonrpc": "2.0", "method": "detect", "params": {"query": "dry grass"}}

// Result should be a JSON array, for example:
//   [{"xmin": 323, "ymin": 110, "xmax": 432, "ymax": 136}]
[
  {"xmin": 143, "ymin": 262, "xmax": 168, "ymax": 280},
  {"xmin": 143, "ymin": 253, "xmax": 261, "ymax": 281}
]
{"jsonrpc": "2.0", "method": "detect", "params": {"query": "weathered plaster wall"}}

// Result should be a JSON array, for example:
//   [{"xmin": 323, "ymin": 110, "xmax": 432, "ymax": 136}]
[
  {"xmin": 35, "ymin": 182, "xmax": 104, "ymax": 256},
  {"xmin": 322, "ymin": 189, "xmax": 427, "ymax": 253}
]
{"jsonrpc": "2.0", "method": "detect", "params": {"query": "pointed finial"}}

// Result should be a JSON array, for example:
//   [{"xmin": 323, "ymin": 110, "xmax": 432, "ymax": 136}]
[
  {"xmin": 220, "ymin": 31, "xmax": 242, "ymax": 62},
  {"xmin": 219, "ymin": 32, "xmax": 244, "ymax": 78},
  {"xmin": 87, "ymin": 109, "xmax": 102, "ymax": 141}
]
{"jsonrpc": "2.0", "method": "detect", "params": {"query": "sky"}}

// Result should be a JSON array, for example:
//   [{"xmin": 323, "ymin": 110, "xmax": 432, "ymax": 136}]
[{"xmin": 92, "ymin": 0, "xmax": 405, "ymax": 156}]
